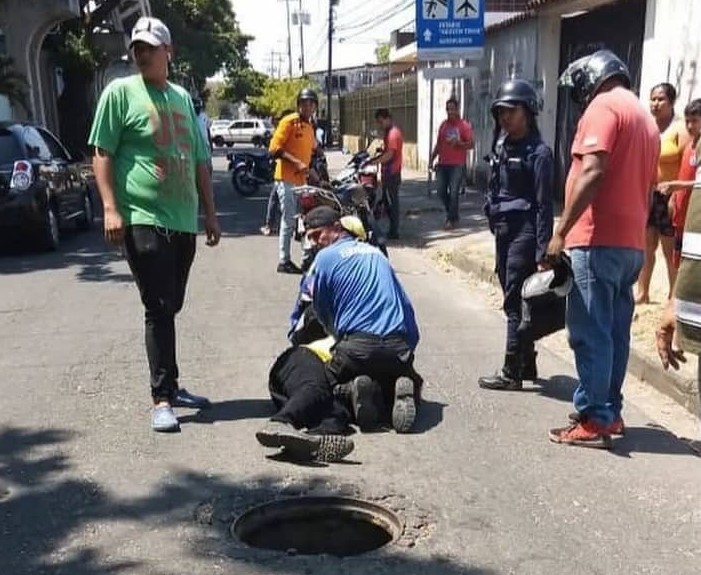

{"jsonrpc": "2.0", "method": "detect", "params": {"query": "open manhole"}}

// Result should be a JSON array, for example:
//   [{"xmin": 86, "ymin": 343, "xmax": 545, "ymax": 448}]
[{"xmin": 231, "ymin": 496, "xmax": 403, "ymax": 557}]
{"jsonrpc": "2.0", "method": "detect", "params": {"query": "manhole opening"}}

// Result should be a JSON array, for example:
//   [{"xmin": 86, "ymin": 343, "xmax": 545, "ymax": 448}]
[{"xmin": 231, "ymin": 496, "xmax": 403, "ymax": 557}]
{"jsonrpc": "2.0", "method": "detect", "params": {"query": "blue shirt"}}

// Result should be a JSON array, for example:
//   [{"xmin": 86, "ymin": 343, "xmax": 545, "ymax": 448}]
[{"xmin": 308, "ymin": 236, "xmax": 419, "ymax": 349}]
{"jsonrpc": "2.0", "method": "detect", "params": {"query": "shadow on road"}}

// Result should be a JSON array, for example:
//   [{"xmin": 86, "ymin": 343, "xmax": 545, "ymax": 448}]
[
  {"xmin": 178, "ymin": 398, "xmax": 274, "ymax": 425},
  {"xmin": 412, "ymin": 399, "xmax": 447, "ymax": 434},
  {"xmin": 0, "ymin": 425, "xmax": 497, "ymax": 575},
  {"xmin": 612, "ymin": 424, "xmax": 701, "ymax": 458}
]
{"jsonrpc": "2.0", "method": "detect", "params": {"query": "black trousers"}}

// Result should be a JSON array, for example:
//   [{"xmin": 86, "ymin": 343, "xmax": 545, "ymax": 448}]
[
  {"xmin": 494, "ymin": 213, "xmax": 536, "ymax": 355},
  {"xmin": 382, "ymin": 173, "xmax": 401, "ymax": 236},
  {"xmin": 326, "ymin": 333, "xmax": 417, "ymax": 416},
  {"xmin": 124, "ymin": 225, "xmax": 196, "ymax": 403},
  {"xmin": 269, "ymin": 347, "xmax": 350, "ymax": 434}
]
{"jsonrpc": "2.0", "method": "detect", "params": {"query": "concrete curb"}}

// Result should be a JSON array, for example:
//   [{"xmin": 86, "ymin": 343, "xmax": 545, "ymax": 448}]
[{"xmin": 450, "ymin": 248, "xmax": 701, "ymax": 418}]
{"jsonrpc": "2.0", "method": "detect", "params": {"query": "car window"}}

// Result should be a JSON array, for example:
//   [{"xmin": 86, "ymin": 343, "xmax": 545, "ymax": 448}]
[
  {"xmin": 0, "ymin": 129, "xmax": 24, "ymax": 165},
  {"xmin": 38, "ymin": 128, "xmax": 70, "ymax": 161},
  {"xmin": 230, "ymin": 121, "xmax": 242, "ymax": 129},
  {"xmin": 242, "ymin": 121, "xmax": 255, "ymax": 130},
  {"xmin": 22, "ymin": 127, "xmax": 51, "ymax": 161}
]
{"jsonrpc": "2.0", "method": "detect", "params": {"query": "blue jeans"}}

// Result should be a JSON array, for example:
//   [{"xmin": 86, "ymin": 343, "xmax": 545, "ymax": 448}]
[
  {"xmin": 436, "ymin": 164, "xmax": 463, "ymax": 223},
  {"xmin": 567, "ymin": 247, "xmax": 643, "ymax": 426},
  {"xmin": 276, "ymin": 180, "xmax": 296, "ymax": 263}
]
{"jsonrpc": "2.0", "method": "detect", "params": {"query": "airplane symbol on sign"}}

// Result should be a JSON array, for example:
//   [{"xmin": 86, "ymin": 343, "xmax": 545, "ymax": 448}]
[
  {"xmin": 455, "ymin": 0, "xmax": 477, "ymax": 18},
  {"xmin": 424, "ymin": 0, "xmax": 447, "ymax": 19}
]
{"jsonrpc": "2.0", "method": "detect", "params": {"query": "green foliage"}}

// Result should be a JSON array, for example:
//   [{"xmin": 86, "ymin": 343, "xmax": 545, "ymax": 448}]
[
  {"xmin": 375, "ymin": 42, "xmax": 390, "ymax": 65},
  {"xmin": 150, "ymin": 0, "xmax": 254, "ymax": 96},
  {"xmin": 0, "ymin": 55, "xmax": 28, "ymax": 111},
  {"xmin": 248, "ymin": 77, "xmax": 319, "ymax": 119}
]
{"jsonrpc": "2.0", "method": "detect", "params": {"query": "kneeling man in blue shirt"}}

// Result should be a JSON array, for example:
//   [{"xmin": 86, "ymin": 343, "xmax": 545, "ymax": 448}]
[{"xmin": 303, "ymin": 206, "xmax": 421, "ymax": 433}]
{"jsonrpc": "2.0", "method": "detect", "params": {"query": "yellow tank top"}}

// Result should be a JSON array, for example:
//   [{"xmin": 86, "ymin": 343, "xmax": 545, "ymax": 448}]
[{"xmin": 658, "ymin": 121, "xmax": 684, "ymax": 182}]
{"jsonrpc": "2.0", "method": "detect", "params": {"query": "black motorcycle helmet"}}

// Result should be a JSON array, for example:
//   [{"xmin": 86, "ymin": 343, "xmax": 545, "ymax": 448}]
[
  {"xmin": 297, "ymin": 88, "xmax": 319, "ymax": 106},
  {"xmin": 559, "ymin": 49, "xmax": 631, "ymax": 107},
  {"xmin": 490, "ymin": 79, "xmax": 539, "ymax": 120}
]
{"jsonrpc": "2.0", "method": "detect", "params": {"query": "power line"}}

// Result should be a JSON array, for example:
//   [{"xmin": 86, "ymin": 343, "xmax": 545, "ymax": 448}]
[
  {"xmin": 334, "ymin": 2, "xmax": 386, "ymax": 29},
  {"xmin": 336, "ymin": 1, "xmax": 413, "ymax": 39},
  {"xmin": 335, "ymin": 0, "xmax": 413, "ymax": 32}
]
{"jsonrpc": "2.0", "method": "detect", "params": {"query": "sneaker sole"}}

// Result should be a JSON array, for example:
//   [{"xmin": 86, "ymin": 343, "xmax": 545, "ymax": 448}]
[
  {"xmin": 548, "ymin": 430, "xmax": 613, "ymax": 449},
  {"xmin": 255, "ymin": 428, "xmax": 321, "ymax": 460},
  {"xmin": 316, "ymin": 435, "xmax": 355, "ymax": 462},
  {"xmin": 392, "ymin": 377, "xmax": 416, "ymax": 433},
  {"xmin": 353, "ymin": 376, "xmax": 381, "ymax": 431}
]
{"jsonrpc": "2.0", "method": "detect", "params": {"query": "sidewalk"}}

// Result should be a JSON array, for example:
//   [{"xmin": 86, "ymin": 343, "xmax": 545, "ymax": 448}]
[{"xmin": 326, "ymin": 151, "xmax": 700, "ymax": 423}]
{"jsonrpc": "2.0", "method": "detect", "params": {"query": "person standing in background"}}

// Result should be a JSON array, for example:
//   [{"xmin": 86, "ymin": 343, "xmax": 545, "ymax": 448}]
[
  {"xmin": 429, "ymin": 97, "xmax": 474, "ymax": 230},
  {"xmin": 268, "ymin": 91, "xmax": 317, "ymax": 273},
  {"xmin": 636, "ymin": 83, "xmax": 691, "ymax": 304},
  {"xmin": 372, "ymin": 109, "xmax": 404, "ymax": 240}
]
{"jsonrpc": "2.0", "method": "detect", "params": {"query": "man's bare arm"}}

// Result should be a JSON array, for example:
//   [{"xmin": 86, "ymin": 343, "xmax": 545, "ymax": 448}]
[{"xmin": 92, "ymin": 148, "xmax": 125, "ymax": 245}]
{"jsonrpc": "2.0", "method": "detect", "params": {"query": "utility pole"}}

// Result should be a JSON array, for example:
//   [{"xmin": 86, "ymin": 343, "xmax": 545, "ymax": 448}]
[
  {"xmin": 298, "ymin": 0, "xmax": 306, "ymax": 76},
  {"xmin": 284, "ymin": 0, "xmax": 293, "ymax": 78},
  {"xmin": 326, "ymin": 0, "xmax": 337, "ymax": 147}
]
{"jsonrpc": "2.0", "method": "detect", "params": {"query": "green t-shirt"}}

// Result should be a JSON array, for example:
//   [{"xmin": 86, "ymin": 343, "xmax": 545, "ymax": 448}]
[{"xmin": 88, "ymin": 75, "xmax": 209, "ymax": 233}]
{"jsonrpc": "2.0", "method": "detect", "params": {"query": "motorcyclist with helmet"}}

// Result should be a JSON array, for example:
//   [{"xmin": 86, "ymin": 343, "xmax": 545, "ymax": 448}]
[
  {"xmin": 478, "ymin": 79, "xmax": 554, "ymax": 392},
  {"xmin": 268, "ymin": 88, "xmax": 319, "ymax": 274},
  {"xmin": 546, "ymin": 50, "xmax": 659, "ymax": 448}
]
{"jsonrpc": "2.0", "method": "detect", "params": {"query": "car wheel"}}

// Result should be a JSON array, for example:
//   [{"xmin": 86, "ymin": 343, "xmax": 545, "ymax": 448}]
[
  {"xmin": 213, "ymin": 136, "xmax": 224, "ymax": 147},
  {"xmin": 39, "ymin": 206, "xmax": 60, "ymax": 251},
  {"xmin": 76, "ymin": 191, "xmax": 94, "ymax": 231}
]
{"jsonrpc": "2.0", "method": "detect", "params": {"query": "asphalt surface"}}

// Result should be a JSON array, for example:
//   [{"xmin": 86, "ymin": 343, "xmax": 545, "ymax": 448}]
[{"xmin": 1, "ymin": 149, "xmax": 700, "ymax": 575}]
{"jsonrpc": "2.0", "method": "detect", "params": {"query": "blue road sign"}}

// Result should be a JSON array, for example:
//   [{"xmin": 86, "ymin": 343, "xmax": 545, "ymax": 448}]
[{"xmin": 416, "ymin": 0, "xmax": 485, "ymax": 61}]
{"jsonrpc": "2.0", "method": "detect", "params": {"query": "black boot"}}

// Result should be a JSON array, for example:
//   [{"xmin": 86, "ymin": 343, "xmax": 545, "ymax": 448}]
[
  {"xmin": 521, "ymin": 349, "xmax": 538, "ymax": 382},
  {"xmin": 478, "ymin": 353, "xmax": 523, "ymax": 391}
]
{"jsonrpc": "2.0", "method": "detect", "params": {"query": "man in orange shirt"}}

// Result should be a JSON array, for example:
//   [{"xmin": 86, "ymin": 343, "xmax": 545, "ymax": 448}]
[
  {"xmin": 268, "ymin": 89, "xmax": 317, "ymax": 274},
  {"xmin": 547, "ymin": 50, "xmax": 660, "ymax": 448},
  {"xmin": 373, "ymin": 108, "xmax": 404, "ymax": 239}
]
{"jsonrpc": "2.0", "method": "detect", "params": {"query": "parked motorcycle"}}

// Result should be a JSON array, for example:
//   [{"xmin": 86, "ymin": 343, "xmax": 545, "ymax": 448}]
[{"xmin": 227, "ymin": 149, "xmax": 274, "ymax": 197}]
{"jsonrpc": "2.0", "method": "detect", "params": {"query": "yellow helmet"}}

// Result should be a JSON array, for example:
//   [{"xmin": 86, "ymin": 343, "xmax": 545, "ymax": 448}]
[{"xmin": 340, "ymin": 215, "xmax": 367, "ymax": 241}]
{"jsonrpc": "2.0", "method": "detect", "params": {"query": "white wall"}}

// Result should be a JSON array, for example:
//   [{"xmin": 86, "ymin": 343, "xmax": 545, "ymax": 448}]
[
  {"xmin": 640, "ymin": 0, "xmax": 701, "ymax": 109},
  {"xmin": 460, "ymin": 16, "xmax": 560, "ymax": 180}
]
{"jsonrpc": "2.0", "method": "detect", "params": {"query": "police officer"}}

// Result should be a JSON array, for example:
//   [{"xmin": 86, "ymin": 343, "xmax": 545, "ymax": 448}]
[{"xmin": 478, "ymin": 80, "xmax": 554, "ymax": 391}]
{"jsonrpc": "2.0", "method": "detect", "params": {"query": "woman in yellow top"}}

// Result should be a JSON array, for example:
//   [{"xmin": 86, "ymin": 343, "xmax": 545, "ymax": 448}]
[{"xmin": 636, "ymin": 83, "xmax": 692, "ymax": 304}]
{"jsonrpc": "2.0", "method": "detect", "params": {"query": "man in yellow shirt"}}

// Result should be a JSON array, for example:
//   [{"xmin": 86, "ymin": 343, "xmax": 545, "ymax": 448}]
[{"xmin": 268, "ymin": 88, "xmax": 318, "ymax": 273}]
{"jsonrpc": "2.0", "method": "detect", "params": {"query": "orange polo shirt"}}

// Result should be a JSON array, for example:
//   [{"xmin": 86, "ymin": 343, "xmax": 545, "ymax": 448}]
[{"xmin": 269, "ymin": 112, "xmax": 315, "ymax": 185}]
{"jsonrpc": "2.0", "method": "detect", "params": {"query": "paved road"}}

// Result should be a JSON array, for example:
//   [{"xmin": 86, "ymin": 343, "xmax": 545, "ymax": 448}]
[{"xmin": 1, "ymin": 154, "xmax": 700, "ymax": 575}]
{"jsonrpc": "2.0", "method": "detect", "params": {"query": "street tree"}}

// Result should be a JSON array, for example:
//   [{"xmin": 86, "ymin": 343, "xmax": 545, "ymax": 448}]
[
  {"xmin": 248, "ymin": 77, "xmax": 319, "ymax": 120},
  {"xmin": 50, "ymin": 0, "xmax": 257, "ymax": 156},
  {"xmin": 375, "ymin": 42, "xmax": 391, "ymax": 64}
]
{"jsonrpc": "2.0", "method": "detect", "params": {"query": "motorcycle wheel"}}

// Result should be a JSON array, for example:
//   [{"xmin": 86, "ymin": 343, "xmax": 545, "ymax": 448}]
[{"xmin": 231, "ymin": 165, "xmax": 259, "ymax": 197}]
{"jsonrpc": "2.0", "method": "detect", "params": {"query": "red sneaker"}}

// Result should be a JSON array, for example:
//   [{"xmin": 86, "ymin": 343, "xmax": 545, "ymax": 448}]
[
  {"xmin": 549, "ymin": 421, "xmax": 613, "ymax": 449},
  {"xmin": 569, "ymin": 412, "xmax": 625, "ymax": 437}
]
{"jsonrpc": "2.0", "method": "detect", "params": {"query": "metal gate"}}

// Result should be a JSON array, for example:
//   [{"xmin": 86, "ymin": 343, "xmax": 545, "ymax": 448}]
[{"xmin": 554, "ymin": 0, "xmax": 647, "ymax": 197}]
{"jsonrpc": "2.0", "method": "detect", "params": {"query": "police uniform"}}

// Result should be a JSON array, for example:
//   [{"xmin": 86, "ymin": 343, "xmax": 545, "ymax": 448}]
[{"xmin": 479, "ymin": 80, "xmax": 554, "ymax": 391}]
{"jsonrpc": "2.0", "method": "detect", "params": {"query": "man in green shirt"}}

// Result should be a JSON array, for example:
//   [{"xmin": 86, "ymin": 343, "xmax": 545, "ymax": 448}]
[{"xmin": 88, "ymin": 16, "xmax": 221, "ymax": 432}]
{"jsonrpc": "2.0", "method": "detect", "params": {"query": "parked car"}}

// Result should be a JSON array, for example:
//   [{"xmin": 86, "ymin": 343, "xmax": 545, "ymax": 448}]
[
  {"xmin": 0, "ymin": 122, "xmax": 94, "ymax": 251},
  {"xmin": 210, "ymin": 118, "xmax": 273, "ymax": 148}
]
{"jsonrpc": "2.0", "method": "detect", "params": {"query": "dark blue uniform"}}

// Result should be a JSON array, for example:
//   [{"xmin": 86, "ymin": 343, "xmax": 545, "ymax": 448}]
[{"xmin": 486, "ymin": 133, "xmax": 554, "ymax": 356}]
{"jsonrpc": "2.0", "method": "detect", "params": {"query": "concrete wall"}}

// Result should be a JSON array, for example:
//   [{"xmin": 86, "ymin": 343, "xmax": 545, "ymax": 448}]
[
  {"xmin": 462, "ymin": 16, "xmax": 561, "ymax": 186},
  {"xmin": 640, "ymin": 0, "xmax": 701, "ymax": 109}
]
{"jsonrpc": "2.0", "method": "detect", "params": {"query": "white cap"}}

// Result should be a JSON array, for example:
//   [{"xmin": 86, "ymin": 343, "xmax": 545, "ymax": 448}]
[{"xmin": 129, "ymin": 17, "xmax": 172, "ymax": 48}]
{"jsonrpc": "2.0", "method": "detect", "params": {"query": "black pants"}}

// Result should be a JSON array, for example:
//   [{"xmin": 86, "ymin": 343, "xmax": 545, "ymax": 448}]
[
  {"xmin": 494, "ymin": 213, "xmax": 536, "ymax": 355},
  {"xmin": 382, "ymin": 173, "xmax": 401, "ymax": 237},
  {"xmin": 327, "ymin": 333, "xmax": 416, "ymax": 416},
  {"xmin": 124, "ymin": 225, "xmax": 196, "ymax": 403},
  {"xmin": 269, "ymin": 347, "xmax": 349, "ymax": 434}
]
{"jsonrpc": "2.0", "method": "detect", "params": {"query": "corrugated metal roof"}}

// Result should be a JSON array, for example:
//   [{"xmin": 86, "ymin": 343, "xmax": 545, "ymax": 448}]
[{"xmin": 486, "ymin": 11, "xmax": 536, "ymax": 32}]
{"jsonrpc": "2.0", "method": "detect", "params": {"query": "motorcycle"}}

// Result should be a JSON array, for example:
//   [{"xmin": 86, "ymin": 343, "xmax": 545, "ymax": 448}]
[
  {"xmin": 293, "ymin": 181, "xmax": 388, "ymax": 272},
  {"xmin": 227, "ymin": 149, "xmax": 275, "ymax": 197}
]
